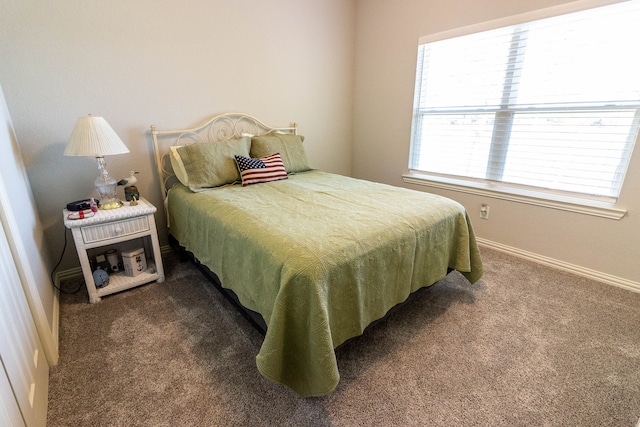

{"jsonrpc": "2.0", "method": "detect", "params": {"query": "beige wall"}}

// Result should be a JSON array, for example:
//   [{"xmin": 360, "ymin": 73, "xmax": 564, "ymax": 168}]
[
  {"xmin": 353, "ymin": 0, "xmax": 640, "ymax": 286},
  {"xmin": 1, "ymin": 0, "xmax": 638, "ymax": 288},
  {"xmin": 0, "ymin": 0, "xmax": 355, "ymax": 271}
]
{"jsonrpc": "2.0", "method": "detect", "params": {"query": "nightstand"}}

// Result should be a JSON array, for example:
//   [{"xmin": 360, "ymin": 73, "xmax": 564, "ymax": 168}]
[{"xmin": 63, "ymin": 198, "xmax": 165, "ymax": 303}]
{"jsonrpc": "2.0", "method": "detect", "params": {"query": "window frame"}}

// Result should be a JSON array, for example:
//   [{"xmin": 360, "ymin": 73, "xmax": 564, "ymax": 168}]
[{"xmin": 404, "ymin": 0, "xmax": 636, "ymax": 220}]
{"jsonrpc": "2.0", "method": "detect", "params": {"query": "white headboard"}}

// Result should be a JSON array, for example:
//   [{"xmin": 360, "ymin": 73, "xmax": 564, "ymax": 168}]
[{"xmin": 150, "ymin": 112, "xmax": 297, "ymax": 199}]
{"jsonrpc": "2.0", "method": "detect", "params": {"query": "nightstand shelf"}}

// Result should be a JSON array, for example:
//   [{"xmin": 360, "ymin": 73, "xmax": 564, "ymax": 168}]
[
  {"xmin": 63, "ymin": 198, "xmax": 165, "ymax": 303},
  {"xmin": 94, "ymin": 269, "xmax": 159, "ymax": 297}
]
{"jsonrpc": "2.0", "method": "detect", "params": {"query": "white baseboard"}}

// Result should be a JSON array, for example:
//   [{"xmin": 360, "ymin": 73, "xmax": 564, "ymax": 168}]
[
  {"xmin": 59, "ymin": 242, "xmax": 639, "ymax": 294},
  {"xmin": 55, "ymin": 266, "xmax": 83, "ymax": 282},
  {"xmin": 477, "ymin": 238, "xmax": 640, "ymax": 294}
]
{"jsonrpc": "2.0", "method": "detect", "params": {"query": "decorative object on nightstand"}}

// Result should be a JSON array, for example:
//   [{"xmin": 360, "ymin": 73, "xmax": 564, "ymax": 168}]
[
  {"xmin": 124, "ymin": 186, "xmax": 139, "ymax": 202},
  {"xmin": 63, "ymin": 197, "xmax": 165, "ymax": 303},
  {"xmin": 64, "ymin": 114, "xmax": 129, "ymax": 210},
  {"xmin": 122, "ymin": 248, "xmax": 146, "ymax": 277},
  {"xmin": 118, "ymin": 171, "xmax": 140, "ymax": 201},
  {"xmin": 92, "ymin": 267, "xmax": 110, "ymax": 288},
  {"xmin": 105, "ymin": 249, "xmax": 120, "ymax": 272},
  {"xmin": 94, "ymin": 254, "xmax": 110, "ymax": 271}
]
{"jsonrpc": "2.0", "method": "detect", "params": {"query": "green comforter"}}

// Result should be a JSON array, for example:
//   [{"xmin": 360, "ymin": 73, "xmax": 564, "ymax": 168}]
[{"xmin": 168, "ymin": 171, "xmax": 483, "ymax": 396}]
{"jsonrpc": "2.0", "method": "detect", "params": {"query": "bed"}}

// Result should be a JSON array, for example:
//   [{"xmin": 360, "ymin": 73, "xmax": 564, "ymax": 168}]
[{"xmin": 150, "ymin": 113, "xmax": 483, "ymax": 397}]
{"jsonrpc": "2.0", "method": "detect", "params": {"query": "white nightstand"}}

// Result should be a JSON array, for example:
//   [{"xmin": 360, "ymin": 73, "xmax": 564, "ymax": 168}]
[{"xmin": 63, "ymin": 198, "xmax": 165, "ymax": 303}]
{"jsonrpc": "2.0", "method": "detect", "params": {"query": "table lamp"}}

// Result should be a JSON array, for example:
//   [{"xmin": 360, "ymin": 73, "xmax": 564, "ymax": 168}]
[{"xmin": 64, "ymin": 115, "xmax": 129, "ymax": 209}]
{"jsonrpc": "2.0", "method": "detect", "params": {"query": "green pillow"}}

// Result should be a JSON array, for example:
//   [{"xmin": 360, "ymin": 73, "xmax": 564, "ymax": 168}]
[
  {"xmin": 169, "ymin": 146, "xmax": 189, "ymax": 186},
  {"xmin": 176, "ymin": 137, "xmax": 250, "ymax": 191},
  {"xmin": 250, "ymin": 134, "xmax": 312, "ymax": 173}
]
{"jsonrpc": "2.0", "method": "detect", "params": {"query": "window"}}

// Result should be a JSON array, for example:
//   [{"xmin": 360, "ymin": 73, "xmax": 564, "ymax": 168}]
[{"xmin": 409, "ymin": 0, "xmax": 640, "ymax": 205}]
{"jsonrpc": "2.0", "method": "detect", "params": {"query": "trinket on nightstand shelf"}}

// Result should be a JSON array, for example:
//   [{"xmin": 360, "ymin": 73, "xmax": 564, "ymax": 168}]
[
  {"xmin": 105, "ymin": 249, "xmax": 120, "ymax": 273},
  {"xmin": 92, "ymin": 267, "xmax": 110, "ymax": 288},
  {"xmin": 122, "ymin": 248, "xmax": 146, "ymax": 277}
]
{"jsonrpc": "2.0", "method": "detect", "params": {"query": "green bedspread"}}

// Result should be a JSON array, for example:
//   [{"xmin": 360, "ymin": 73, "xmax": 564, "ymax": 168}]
[{"xmin": 168, "ymin": 170, "xmax": 483, "ymax": 396}]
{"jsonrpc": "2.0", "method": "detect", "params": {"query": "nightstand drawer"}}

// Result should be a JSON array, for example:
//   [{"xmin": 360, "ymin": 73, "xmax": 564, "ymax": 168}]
[{"xmin": 81, "ymin": 216, "xmax": 150, "ymax": 243}]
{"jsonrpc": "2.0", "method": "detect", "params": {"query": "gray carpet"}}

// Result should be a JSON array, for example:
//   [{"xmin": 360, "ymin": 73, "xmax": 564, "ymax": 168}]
[{"xmin": 47, "ymin": 247, "xmax": 640, "ymax": 426}]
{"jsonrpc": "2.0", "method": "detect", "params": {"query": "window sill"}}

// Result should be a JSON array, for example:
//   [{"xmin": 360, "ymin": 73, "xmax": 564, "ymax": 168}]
[{"xmin": 402, "ymin": 173, "xmax": 627, "ymax": 220}]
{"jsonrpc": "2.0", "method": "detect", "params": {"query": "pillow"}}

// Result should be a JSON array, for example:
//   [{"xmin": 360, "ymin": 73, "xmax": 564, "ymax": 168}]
[
  {"xmin": 250, "ymin": 134, "xmax": 312, "ymax": 173},
  {"xmin": 169, "ymin": 146, "xmax": 189, "ymax": 186},
  {"xmin": 234, "ymin": 153, "xmax": 288, "ymax": 186},
  {"xmin": 176, "ymin": 137, "xmax": 251, "ymax": 191}
]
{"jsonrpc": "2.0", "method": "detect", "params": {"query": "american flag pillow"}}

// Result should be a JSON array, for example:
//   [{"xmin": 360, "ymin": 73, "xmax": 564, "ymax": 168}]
[{"xmin": 234, "ymin": 153, "xmax": 288, "ymax": 186}]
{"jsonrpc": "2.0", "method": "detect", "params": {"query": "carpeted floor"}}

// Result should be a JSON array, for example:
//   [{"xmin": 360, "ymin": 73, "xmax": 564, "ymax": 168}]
[{"xmin": 47, "ymin": 247, "xmax": 640, "ymax": 426}]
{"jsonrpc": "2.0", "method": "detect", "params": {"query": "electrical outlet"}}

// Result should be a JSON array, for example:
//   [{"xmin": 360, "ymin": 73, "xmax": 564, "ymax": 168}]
[{"xmin": 480, "ymin": 204, "xmax": 490, "ymax": 220}]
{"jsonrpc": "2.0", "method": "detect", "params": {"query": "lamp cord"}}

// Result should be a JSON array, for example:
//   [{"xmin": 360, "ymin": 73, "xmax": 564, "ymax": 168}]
[{"xmin": 50, "ymin": 226, "xmax": 82, "ymax": 294}]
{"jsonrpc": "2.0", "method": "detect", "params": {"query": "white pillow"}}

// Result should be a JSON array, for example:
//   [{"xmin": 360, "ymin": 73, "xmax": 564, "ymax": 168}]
[{"xmin": 169, "ymin": 146, "xmax": 189, "ymax": 186}]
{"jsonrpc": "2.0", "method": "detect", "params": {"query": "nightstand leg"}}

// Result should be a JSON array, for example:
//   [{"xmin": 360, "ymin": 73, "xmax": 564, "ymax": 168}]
[
  {"xmin": 71, "ymin": 228, "xmax": 100, "ymax": 303},
  {"xmin": 148, "ymin": 214, "xmax": 165, "ymax": 283}
]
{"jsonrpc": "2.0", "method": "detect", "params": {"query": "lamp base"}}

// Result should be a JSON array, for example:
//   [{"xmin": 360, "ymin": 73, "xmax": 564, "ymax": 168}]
[
  {"xmin": 94, "ymin": 157, "xmax": 123, "ymax": 210},
  {"xmin": 98, "ymin": 198, "xmax": 124, "ymax": 210}
]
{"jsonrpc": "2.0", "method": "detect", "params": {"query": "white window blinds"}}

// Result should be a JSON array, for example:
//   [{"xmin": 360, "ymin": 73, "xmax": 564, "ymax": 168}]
[{"xmin": 409, "ymin": 0, "xmax": 640, "ymax": 200}]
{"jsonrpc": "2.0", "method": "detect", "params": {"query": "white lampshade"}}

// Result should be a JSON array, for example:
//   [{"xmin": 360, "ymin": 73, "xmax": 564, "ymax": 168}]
[
  {"xmin": 64, "ymin": 115, "xmax": 129, "ymax": 157},
  {"xmin": 65, "ymin": 115, "xmax": 129, "ymax": 209}
]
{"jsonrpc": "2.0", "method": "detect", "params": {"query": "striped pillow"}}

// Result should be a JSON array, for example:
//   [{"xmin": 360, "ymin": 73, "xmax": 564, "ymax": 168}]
[{"xmin": 234, "ymin": 153, "xmax": 288, "ymax": 186}]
